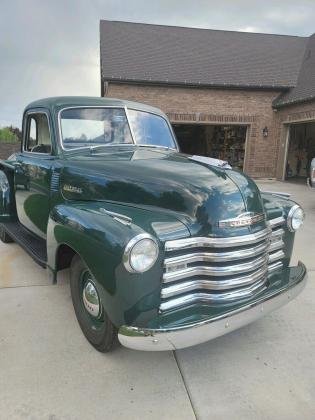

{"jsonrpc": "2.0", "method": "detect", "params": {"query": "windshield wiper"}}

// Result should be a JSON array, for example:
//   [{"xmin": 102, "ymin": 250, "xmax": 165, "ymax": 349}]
[
  {"xmin": 89, "ymin": 143, "xmax": 135, "ymax": 150},
  {"xmin": 89, "ymin": 144, "xmax": 109, "ymax": 151},
  {"xmin": 65, "ymin": 143, "xmax": 176, "ymax": 154},
  {"xmin": 136, "ymin": 144, "xmax": 175, "ymax": 151}
]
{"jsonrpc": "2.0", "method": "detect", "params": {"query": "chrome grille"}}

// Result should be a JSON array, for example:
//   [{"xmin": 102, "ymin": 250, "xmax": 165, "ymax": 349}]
[{"xmin": 160, "ymin": 217, "xmax": 286, "ymax": 312}]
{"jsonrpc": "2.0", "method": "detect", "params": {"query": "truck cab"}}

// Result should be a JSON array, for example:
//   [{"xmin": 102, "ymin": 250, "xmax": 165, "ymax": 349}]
[{"xmin": 0, "ymin": 97, "xmax": 307, "ymax": 352}]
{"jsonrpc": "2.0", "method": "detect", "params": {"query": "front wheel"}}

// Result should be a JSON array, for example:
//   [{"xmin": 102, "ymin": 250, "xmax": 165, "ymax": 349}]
[
  {"xmin": 0, "ymin": 226, "xmax": 14, "ymax": 243},
  {"xmin": 70, "ymin": 255, "xmax": 117, "ymax": 352}
]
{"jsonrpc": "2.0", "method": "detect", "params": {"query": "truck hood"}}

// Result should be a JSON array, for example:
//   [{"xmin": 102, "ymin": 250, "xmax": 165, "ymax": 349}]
[{"xmin": 60, "ymin": 147, "xmax": 265, "ymax": 236}]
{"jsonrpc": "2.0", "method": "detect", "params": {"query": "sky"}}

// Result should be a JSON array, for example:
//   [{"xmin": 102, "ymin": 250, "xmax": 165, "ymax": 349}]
[{"xmin": 1, "ymin": 0, "xmax": 315, "ymax": 127}]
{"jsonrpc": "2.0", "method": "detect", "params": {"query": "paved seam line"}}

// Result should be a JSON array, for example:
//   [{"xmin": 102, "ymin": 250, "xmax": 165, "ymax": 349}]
[
  {"xmin": 173, "ymin": 350, "xmax": 198, "ymax": 420},
  {"xmin": 0, "ymin": 284, "xmax": 59, "ymax": 290}
]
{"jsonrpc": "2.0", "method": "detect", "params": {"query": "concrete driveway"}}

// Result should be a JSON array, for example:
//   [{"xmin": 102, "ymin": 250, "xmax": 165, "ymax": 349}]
[{"xmin": 0, "ymin": 180, "xmax": 314, "ymax": 420}]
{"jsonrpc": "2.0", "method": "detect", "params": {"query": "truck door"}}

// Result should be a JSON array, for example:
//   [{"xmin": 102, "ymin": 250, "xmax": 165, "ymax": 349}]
[{"xmin": 15, "ymin": 110, "xmax": 54, "ymax": 238}]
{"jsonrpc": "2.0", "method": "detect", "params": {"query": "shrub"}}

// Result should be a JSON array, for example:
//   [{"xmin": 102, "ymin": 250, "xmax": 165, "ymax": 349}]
[{"xmin": 0, "ymin": 127, "xmax": 19, "ymax": 143}]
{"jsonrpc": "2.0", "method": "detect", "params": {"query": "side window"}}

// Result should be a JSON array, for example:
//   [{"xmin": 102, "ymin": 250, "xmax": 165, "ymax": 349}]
[
  {"xmin": 28, "ymin": 118, "xmax": 37, "ymax": 150},
  {"xmin": 25, "ymin": 113, "xmax": 52, "ymax": 154}
]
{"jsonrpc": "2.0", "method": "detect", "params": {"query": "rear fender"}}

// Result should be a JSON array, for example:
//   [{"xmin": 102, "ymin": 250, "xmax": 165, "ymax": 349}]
[{"xmin": 0, "ymin": 161, "xmax": 17, "ymax": 222}]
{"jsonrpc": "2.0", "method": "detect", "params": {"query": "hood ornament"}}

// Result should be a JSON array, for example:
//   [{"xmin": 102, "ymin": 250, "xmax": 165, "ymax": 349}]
[
  {"xmin": 219, "ymin": 212, "xmax": 265, "ymax": 228},
  {"xmin": 189, "ymin": 155, "xmax": 232, "ymax": 169}
]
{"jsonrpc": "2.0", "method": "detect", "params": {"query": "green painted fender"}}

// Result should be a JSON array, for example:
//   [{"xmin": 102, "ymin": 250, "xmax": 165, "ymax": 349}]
[{"xmin": 46, "ymin": 202, "xmax": 189, "ymax": 327}]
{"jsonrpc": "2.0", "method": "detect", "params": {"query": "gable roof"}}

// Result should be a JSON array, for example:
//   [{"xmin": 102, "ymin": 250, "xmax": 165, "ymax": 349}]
[
  {"xmin": 100, "ymin": 20, "xmax": 307, "ymax": 90},
  {"xmin": 274, "ymin": 33, "xmax": 315, "ymax": 107}
]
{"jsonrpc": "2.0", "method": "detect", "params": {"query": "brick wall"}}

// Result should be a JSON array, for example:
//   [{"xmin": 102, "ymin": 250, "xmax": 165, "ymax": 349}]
[
  {"xmin": 0, "ymin": 143, "xmax": 20, "ymax": 160},
  {"xmin": 106, "ymin": 83, "xmax": 281, "ymax": 178}
]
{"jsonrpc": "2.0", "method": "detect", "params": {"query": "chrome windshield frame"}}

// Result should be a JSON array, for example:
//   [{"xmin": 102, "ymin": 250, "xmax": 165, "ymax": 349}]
[{"xmin": 57, "ymin": 105, "xmax": 179, "ymax": 152}]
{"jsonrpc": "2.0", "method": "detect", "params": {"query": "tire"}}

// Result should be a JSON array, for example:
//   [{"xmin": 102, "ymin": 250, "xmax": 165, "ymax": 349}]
[
  {"xmin": 0, "ymin": 226, "xmax": 14, "ymax": 243},
  {"xmin": 70, "ymin": 254, "xmax": 117, "ymax": 352}
]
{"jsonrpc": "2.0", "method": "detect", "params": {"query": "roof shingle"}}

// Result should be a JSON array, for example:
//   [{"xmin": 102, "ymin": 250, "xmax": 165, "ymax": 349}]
[
  {"xmin": 274, "ymin": 33, "xmax": 315, "ymax": 107},
  {"xmin": 100, "ymin": 20, "xmax": 307, "ymax": 90}
]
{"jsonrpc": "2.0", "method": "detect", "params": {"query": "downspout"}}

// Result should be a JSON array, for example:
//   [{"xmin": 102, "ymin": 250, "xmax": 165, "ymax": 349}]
[{"xmin": 103, "ymin": 81, "xmax": 109, "ymax": 96}]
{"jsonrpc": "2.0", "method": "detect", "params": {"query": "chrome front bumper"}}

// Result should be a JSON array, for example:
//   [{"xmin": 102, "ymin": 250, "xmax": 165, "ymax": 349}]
[{"xmin": 118, "ymin": 262, "xmax": 307, "ymax": 351}]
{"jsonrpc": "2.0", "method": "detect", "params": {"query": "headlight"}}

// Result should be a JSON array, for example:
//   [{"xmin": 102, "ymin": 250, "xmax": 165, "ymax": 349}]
[
  {"xmin": 123, "ymin": 234, "xmax": 159, "ymax": 273},
  {"xmin": 287, "ymin": 205, "xmax": 305, "ymax": 232}
]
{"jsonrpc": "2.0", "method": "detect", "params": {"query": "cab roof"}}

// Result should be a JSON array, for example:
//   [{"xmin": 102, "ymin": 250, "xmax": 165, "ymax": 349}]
[{"xmin": 25, "ymin": 96, "xmax": 164, "ymax": 116}]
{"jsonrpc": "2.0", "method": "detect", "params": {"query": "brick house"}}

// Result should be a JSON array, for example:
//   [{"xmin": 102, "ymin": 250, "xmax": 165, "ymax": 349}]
[{"xmin": 100, "ymin": 20, "xmax": 315, "ymax": 180}]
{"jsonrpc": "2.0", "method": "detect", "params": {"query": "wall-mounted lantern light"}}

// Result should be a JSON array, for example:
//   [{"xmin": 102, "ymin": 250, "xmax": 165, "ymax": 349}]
[{"xmin": 262, "ymin": 126, "xmax": 269, "ymax": 138}]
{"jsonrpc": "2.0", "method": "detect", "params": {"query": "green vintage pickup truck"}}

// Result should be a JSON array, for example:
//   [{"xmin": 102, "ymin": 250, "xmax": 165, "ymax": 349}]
[{"xmin": 0, "ymin": 97, "xmax": 307, "ymax": 352}]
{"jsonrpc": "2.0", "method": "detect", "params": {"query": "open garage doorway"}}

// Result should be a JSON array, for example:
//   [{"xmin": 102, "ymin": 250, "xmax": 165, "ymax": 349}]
[
  {"xmin": 173, "ymin": 124, "xmax": 247, "ymax": 171},
  {"xmin": 285, "ymin": 122, "xmax": 315, "ymax": 181}
]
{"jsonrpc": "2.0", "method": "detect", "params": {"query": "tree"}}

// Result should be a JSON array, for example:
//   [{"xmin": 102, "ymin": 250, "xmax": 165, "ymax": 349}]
[{"xmin": 9, "ymin": 125, "xmax": 22, "ymax": 141}]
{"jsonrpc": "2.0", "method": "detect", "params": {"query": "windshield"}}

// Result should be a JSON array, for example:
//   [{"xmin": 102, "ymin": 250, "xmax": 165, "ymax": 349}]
[
  {"xmin": 59, "ymin": 107, "xmax": 176, "ymax": 150},
  {"xmin": 60, "ymin": 108, "xmax": 133, "ymax": 149},
  {"xmin": 127, "ymin": 109, "xmax": 176, "ymax": 149}
]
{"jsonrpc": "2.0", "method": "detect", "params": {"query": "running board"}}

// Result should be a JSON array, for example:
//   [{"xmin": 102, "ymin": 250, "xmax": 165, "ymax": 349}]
[{"xmin": 0, "ymin": 222, "xmax": 47, "ymax": 267}]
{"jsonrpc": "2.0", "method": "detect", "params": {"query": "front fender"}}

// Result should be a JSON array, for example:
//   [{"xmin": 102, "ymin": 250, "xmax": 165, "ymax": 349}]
[{"xmin": 47, "ymin": 202, "xmax": 187, "ymax": 327}]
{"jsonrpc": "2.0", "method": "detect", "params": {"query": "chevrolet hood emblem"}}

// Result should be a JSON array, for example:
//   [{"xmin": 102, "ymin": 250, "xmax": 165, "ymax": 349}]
[{"xmin": 218, "ymin": 212, "xmax": 265, "ymax": 228}]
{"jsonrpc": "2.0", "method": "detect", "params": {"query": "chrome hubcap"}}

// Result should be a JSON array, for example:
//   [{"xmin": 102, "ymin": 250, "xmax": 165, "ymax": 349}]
[{"xmin": 82, "ymin": 280, "xmax": 101, "ymax": 318}]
